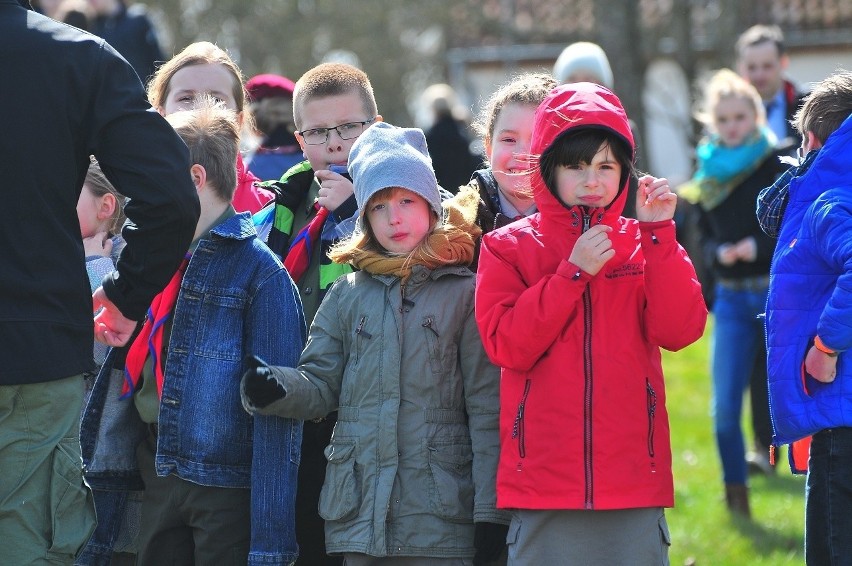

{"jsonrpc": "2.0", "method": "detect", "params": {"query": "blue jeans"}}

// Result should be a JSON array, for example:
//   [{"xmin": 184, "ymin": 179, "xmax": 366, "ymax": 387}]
[
  {"xmin": 806, "ymin": 427, "xmax": 852, "ymax": 565},
  {"xmin": 710, "ymin": 284, "xmax": 767, "ymax": 485}
]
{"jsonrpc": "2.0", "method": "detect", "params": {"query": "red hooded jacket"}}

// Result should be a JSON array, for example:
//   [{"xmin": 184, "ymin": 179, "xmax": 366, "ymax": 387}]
[
  {"xmin": 475, "ymin": 83, "xmax": 707, "ymax": 510},
  {"xmin": 233, "ymin": 154, "xmax": 274, "ymax": 214}
]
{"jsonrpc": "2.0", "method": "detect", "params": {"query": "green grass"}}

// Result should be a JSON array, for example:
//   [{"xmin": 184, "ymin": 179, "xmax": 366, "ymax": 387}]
[{"xmin": 664, "ymin": 316, "xmax": 806, "ymax": 565}]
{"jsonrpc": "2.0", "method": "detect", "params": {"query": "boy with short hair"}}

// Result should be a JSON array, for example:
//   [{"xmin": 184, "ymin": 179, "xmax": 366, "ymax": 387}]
[
  {"xmin": 80, "ymin": 101, "xmax": 305, "ymax": 566},
  {"xmin": 253, "ymin": 61, "xmax": 382, "ymax": 565},
  {"xmin": 764, "ymin": 70, "xmax": 852, "ymax": 564}
]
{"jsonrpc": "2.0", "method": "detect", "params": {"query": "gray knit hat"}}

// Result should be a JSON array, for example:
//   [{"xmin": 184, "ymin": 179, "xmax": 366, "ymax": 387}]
[{"xmin": 348, "ymin": 122, "xmax": 442, "ymax": 225}]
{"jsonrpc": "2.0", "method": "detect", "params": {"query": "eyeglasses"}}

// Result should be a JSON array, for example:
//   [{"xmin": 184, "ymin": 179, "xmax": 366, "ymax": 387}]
[{"xmin": 297, "ymin": 118, "xmax": 377, "ymax": 145}]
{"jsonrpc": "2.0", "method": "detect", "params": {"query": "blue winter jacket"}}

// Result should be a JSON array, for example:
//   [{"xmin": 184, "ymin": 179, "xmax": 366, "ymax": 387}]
[
  {"xmin": 80, "ymin": 213, "xmax": 306, "ymax": 565},
  {"xmin": 766, "ymin": 114, "xmax": 852, "ymax": 445}
]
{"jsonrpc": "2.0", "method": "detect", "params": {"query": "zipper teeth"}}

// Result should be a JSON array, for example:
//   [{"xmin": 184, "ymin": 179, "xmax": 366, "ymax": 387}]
[
  {"xmin": 583, "ymin": 286, "xmax": 593, "ymax": 509},
  {"xmin": 646, "ymin": 379, "xmax": 656, "ymax": 457},
  {"xmin": 581, "ymin": 209, "xmax": 594, "ymax": 509}
]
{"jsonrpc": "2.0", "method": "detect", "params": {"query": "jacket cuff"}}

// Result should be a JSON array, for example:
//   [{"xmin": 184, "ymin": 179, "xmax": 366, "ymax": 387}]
[
  {"xmin": 556, "ymin": 259, "xmax": 593, "ymax": 282},
  {"xmin": 248, "ymin": 550, "xmax": 298, "ymax": 565},
  {"xmin": 100, "ymin": 271, "xmax": 145, "ymax": 321},
  {"xmin": 473, "ymin": 508, "xmax": 512, "ymax": 525},
  {"xmin": 638, "ymin": 219, "xmax": 676, "ymax": 245},
  {"xmin": 332, "ymin": 194, "xmax": 358, "ymax": 223}
]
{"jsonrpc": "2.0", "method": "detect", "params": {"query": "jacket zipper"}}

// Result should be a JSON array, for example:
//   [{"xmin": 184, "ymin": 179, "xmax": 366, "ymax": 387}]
[
  {"xmin": 646, "ymin": 378, "xmax": 657, "ymax": 467},
  {"xmin": 581, "ymin": 209, "xmax": 594, "ymax": 509},
  {"xmin": 512, "ymin": 379, "xmax": 532, "ymax": 461}
]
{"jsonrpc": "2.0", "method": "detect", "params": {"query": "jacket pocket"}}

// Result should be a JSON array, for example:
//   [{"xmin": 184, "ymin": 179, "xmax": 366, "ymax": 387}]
[
  {"xmin": 512, "ymin": 380, "xmax": 532, "ymax": 458},
  {"xmin": 646, "ymin": 378, "xmax": 657, "ymax": 458},
  {"xmin": 318, "ymin": 441, "xmax": 359, "ymax": 522},
  {"xmin": 426, "ymin": 441, "xmax": 474, "ymax": 522},
  {"xmin": 422, "ymin": 316, "xmax": 443, "ymax": 374},
  {"xmin": 354, "ymin": 315, "xmax": 372, "ymax": 366},
  {"xmin": 47, "ymin": 436, "xmax": 97, "ymax": 561}
]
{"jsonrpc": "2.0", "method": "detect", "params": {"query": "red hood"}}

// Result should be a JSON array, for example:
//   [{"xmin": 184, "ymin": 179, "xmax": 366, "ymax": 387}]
[{"xmin": 530, "ymin": 82, "xmax": 635, "ymax": 225}]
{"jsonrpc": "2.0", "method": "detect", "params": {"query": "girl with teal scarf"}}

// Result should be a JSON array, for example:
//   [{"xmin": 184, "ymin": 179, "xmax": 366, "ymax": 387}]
[{"xmin": 680, "ymin": 68, "xmax": 789, "ymax": 518}]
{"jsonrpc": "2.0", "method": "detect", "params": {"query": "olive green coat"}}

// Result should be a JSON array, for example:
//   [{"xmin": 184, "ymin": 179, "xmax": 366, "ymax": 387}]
[{"xmin": 244, "ymin": 264, "xmax": 506, "ymax": 558}]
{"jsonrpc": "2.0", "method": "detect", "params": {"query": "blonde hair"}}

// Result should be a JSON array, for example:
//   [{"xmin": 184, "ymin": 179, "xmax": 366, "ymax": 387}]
[
  {"xmin": 292, "ymin": 63, "xmax": 377, "ymax": 130},
  {"xmin": 84, "ymin": 158, "xmax": 126, "ymax": 236},
  {"xmin": 147, "ymin": 42, "xmax": 246, "ymax": 112},
  {"xmin": 695, "ymin": 68, "xmax": 766, "ymax": 133},
  {"xmin": 166, "ymin": 98, "xmax": 241, "ymax": 202},
  {"xmin": 473, "ymin": 73, "xmax": 557, "ymax": 150}
]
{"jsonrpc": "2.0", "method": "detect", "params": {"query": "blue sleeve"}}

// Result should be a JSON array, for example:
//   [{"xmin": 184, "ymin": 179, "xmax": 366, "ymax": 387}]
[
  {"xmin": 246, "ymin": 265, "xmax": 306, "ymax": 565},
  {"xmin": 814, "ymin": 196, "xmax": 852, "ymax": 352}
]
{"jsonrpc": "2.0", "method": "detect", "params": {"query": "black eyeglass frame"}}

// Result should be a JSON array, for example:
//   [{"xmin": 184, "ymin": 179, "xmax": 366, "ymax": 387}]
[{"xmin": 297, "ymin": 118, "xmax": 377, "ymax": 145}]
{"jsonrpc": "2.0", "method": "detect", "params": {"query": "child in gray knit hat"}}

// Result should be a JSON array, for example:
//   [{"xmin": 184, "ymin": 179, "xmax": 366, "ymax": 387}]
[{"xmin": 240, "ymin": 121, "xmax": 510, "ymax": 563}]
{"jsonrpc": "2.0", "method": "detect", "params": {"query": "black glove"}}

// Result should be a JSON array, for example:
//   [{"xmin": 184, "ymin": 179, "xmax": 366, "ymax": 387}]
[
  {"xmin": 242, "ymin": 355, "xmax": 286, "ymax": 408},
  {"xmin": 473, "ymin": 521, "xmax": 509, "ymax": 565}
]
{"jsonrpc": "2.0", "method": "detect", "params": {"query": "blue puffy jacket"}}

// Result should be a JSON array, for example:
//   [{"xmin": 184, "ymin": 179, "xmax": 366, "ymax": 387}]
[{"xmin": 766, "ymin": 114, "xmax": 852, "ymax": 446}]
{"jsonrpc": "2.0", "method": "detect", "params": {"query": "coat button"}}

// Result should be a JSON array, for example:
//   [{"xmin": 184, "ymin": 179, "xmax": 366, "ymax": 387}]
[{"xmin": 304, "ymin": 287, "xmax": 313, "ymax": 295}]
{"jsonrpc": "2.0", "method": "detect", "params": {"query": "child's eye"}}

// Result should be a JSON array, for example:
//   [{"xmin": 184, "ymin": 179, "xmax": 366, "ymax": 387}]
[
  {"xmin": 500, "ymin": 136, "xmax": 516, "ymax": 144},
  {"xmin": 400, "ymin": 198, "xmax": 414, "ymax": 205},
  {"xmin": 370, "ymin": 203, "xmax": 385, "ymax": 212},
  {"xmin": 564, "ymin": 164, "xmax": 582, "ymax": 171}
]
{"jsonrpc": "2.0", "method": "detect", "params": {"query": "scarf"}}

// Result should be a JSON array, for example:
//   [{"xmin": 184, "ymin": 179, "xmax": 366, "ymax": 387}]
[
  {"xmin": 284, "ymin": 203, "xmax": 329, "ymax": 283},
  {"xmin": 337, "ymin": 184, "xmax": 482, "ymax": 280},
  {"xmin": 122, "ymin": 254, "xmax": 190, "ymax": 399},
  {"xmin": 679, "ymin": 127, "xmax": 775, "ymax": 210}
]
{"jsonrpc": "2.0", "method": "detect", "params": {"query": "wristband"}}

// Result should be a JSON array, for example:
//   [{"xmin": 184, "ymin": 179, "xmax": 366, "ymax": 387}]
[{"xmin": 814, "ymin": 335, "xmax": 839, "ymax": 357}]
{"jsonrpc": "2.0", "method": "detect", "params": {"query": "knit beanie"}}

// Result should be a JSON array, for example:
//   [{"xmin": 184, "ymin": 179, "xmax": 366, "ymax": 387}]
[
  {"xmin": 553, "ymin": 42, "xmax": 614, "ymax": 89},
  {"xmin": 348, "ymin": 122, "xmax": 442, "ymax": 224}
]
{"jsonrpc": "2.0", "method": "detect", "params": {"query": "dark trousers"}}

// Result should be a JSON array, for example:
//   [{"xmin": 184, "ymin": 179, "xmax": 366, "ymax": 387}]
[
  {"xmin": 806, "ymin": 427, "xmax": 852, "ymax": 566},
  {"xmin": 296, "ymin": 413, "xmax": 343, "ymax": 565},
  {"xmin": 136, "ymin": 432, "xmax": 251, "ymax": 565},
  {"xmin": 749, "ymin": 342, "xmax": 774, "ymax": 451}
]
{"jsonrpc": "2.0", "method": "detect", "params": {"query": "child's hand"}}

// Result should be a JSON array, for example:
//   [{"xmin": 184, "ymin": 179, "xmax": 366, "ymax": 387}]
[
  {"xmin": 568, "ymin": 224, "xmax": 615, "ymax": 276},
  {"xmin": 242, "ymin": 355, "xmax": 286, "ymax": 409},
  {"xmin": 92, "ymin": 286, "xmax": 138, "ymax": 347},
  {"xmin": 635, "ymin": 175, "xmax": 677, "ymax": 223},
  {"xmin": 83, "ymin": 231, "xmax": 112, "ymax": 258},
  {"xmin": 734, "ymin": 236, "xmax": 757, "ymax": 262},
  {"xmin": 315, "ymin": 169, "xmax": 354, "ymax": 212},
  {"xmin": 717, "ymin": 243, "xmax": 739, "ymax": 266},
  {"xmin": 805, "ymin": 345, "xmax": 838, "ymax": 383}
]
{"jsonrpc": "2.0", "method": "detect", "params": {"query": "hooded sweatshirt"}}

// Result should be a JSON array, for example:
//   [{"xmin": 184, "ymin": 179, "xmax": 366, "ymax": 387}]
[{"xmin": 475, "ymin": 83, "xmax": 707, "ymax": 510}]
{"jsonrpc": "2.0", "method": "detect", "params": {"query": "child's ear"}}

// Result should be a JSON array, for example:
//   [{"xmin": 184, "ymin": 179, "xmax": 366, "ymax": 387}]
[
  {"xmin": 190, "ymin": 164, "xmax": 207, "ymax": 191},
  {"xmin": 97, "ymin": 193, "xmax": 117, "ymax": 221},
  {"xmin": 374, "ymin": 114, "xmax": 384, "ymax": 124}
]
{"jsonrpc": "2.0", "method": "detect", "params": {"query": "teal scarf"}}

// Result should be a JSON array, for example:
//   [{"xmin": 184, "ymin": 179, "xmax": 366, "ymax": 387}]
[{"xmin": 680, "ymin": 127, "xmax": 775, "ymax": 210}]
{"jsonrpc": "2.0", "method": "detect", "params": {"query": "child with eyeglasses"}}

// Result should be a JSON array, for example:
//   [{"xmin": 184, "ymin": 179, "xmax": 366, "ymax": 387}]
[{"xmin": 251, "ymin": 61, "xmax": 383, "ymax": 566}]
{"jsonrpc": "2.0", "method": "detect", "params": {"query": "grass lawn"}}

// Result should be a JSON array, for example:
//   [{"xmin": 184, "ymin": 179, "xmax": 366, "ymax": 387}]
[{"xmin": 663, "ymin": 316, "xmax": 806, "ymax": 565}]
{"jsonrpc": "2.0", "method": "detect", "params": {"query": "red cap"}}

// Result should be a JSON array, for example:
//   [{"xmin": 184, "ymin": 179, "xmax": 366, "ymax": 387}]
[{"xmin": 246, "ymin": 74, "xmax": 295, "ymax": 102}]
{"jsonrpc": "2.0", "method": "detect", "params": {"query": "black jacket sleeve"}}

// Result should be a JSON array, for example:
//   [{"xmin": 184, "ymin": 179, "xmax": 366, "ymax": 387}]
[{"xmin": 91, "ymin": 42, "xmax": 200, "ymax": 320}]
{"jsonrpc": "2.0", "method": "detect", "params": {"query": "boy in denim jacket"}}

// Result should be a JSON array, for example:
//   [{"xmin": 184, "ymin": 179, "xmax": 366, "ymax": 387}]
[{"xmin": 80, "ymin": 101, "xmax": 305, "ymax": 566}]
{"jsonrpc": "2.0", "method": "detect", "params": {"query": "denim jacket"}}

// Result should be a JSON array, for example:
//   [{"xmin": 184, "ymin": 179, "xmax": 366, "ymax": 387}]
[{"xmin": 80, "ymin": 213, "xmax": 306, "ymax": 565}]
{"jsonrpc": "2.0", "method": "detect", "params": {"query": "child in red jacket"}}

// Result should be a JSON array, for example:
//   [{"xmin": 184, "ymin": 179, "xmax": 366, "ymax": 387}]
[{"xmin": 475, "ymin": 82, "xmax": 707, "ymax": 564}]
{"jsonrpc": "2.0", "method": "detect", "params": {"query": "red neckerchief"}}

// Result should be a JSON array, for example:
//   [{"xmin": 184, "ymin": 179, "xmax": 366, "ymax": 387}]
[
  {"xmin": 121, "ymin": 254, "xmax": 190, "ymax": 399},
  {"xmin": 283, "ymin": 202, "xmax": 328, "ymax": 283}
]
